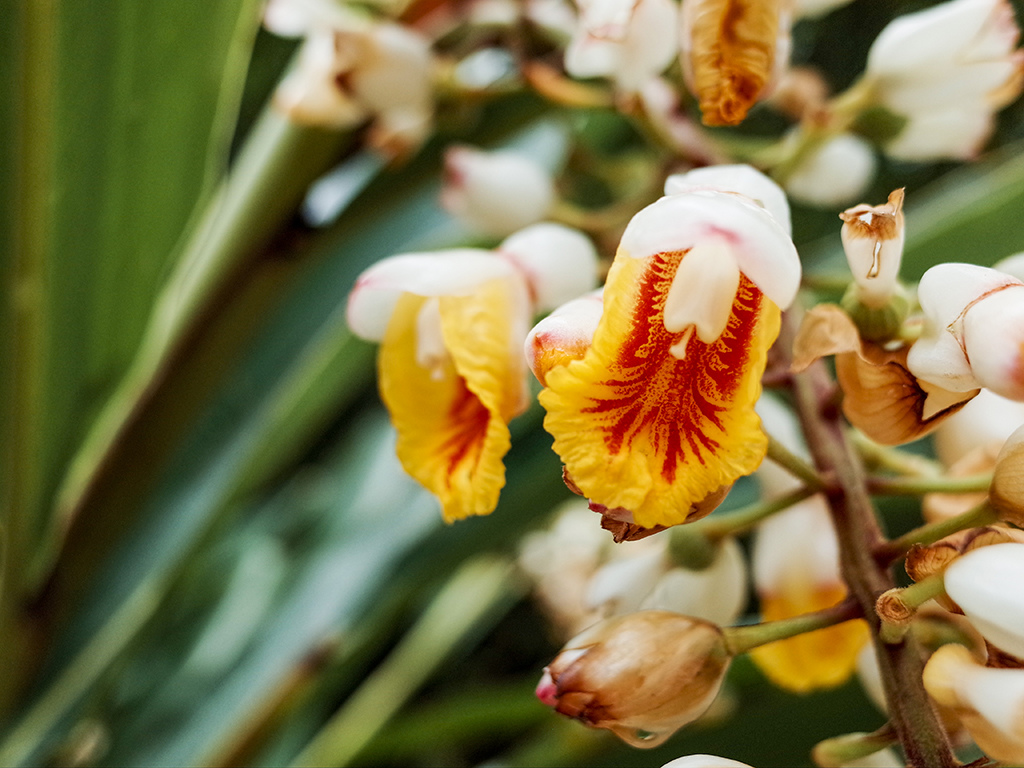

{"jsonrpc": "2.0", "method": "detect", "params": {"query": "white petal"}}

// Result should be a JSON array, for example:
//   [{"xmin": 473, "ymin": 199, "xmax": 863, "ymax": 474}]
[
  {"xmin": 441, "ymin": 146, "xmax": 555, "ymax": 237},
  {"xmin": 785, "ymin": 133, "xmax": 877, "ymax": 209},
  {"xmin": 664, "ymin": 164, "xmax": 792, "ymax": 235},
  {"xmin": 620, "ymin": 191, "xmax": 801, "ymax": 309},
  {"xmin": 885, "ymin": 107, "xmax": 994, "ymax": 161},
  {"xmin": 934, "ymin": 389, "xmax": 1024, "ymax": 465},
  {"xmin": 586, "ymin": 547, "xmax": 666, "ymax": 614},
  {"xmin": 957, "ymin": 663, "xmax": 1024, "ymax": 738},
  {"xmin": 995, "ymin": 252, "xmax": 1024, "ymax": 281},
  {"xmin": 524, "ymin": 290, "xmax": 604, "ymax": 382},
  {"xmin": 660, "ymin": 754, "xmax": 754, "ymax": 768},
  {"xmin": 944, "ymin": 542, "xmax": 1024, "ymax": 658},
  {"xmin": 962, "ymin": 285, "xmax": 1024, "ymax": 400},
  {"xmin": 640, "ymin": 537, "xmax": 748, "ymax": 626},
  {"xmin": 753, "ymin": 495, "xmax": 841, "ymax": 594},
  {"xmin": 350, "ymin": 24, "xmax": 434, "ymax": 117},
  {"xmin": 614, "ymin": 0, "xmax": 679, "ymax": 91},
  {"xmin": 907, "ymin": 263, "xmax": 1021, "ymax": 391},
  {"xmin": 499, "ymin": 223, "xmax": 599, "ymax": 312},
  {"xmin": 663, "ymin": 237, "xmax": 741, "ymax": 348},
  {"xmin": 755, "ymin": 392, "xmax": 809, "ymax": 497},
  {"xmin": 346, "ymin": 249, "xmax": 516, "ymax": 340}
]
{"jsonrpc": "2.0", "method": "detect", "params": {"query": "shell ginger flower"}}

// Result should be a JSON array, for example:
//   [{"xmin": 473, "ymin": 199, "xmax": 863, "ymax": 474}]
[
  {"xmin": 864, "ymin": 0, "xmax": 1024, "ymax": 161},
  {"xmin": 347, "ymin": 224, "xmax": 598, "ymax": 521},
  {"xmin": 529, "ymin": 167, "xmax": 801, "ymax": 530}
]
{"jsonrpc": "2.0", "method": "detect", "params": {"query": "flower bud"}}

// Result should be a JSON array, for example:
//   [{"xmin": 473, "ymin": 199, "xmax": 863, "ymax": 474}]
[
  {"xmin": 498, "ymin": 223, "xmax": 599, "ymax": 313},
  {"xmin": 525, "ymin": 291, "xmax": 604, "ymax": 386},
  {"xmin": 923, "ymin": 643, "xmax": 1024, "ymax": 764},
  {"xmin": 441, "ymin": 146, "xmax": 555, "ymax": 237},
  {"xmin": 992, "ymin": 423, "xmax": 1024, "ymax": 524},
  {"xmin": 943, "ymin": 542, "xmax": 1024, "ymax": 658},
  {"xmin": 907, "ymin": 263, "xmax": 1024, "ymax": 400},
  {"xmin": 661, "ymin": 756, "xmax": 753, "ymax": 768},
  {"xmin": 934, "ymin": 389, "xmax": 1024, "ymax": 467},
  {"xmin": 839, "ymin": 189, "xmax": 905, "ymax": 309},
  {"xmin": 784, "ymin": 133, "xmax": 877, "ymax": 209},
  {"xmin": 536, "ymin": 611, "xmax": 731, "ymax": 747}
]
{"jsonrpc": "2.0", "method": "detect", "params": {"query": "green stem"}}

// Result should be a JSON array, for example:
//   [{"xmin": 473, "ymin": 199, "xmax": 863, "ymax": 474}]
[
  {"xmin": 290, "ymin": 557, "xmax": 518, "ymax": 768},
  {"xmin": 723, "ymin": 599, "xmax": 861, "ymax": 656},
  {"xmin": 696, "ymin": 485, "xmax": 818, "ymax": 541},
  {"xmin": 851, "ymin": 432, "xmax": 945, "ymax": 477},
  {"xmin": 766, "ymin": 434, "xmax": 828, "ymax": 491},
  {"xmin": 875, "ymin": 500, "xmax": 999, "ymax": 564},
  {"xmin": 868, "ymin": 473, "xmax": 992, "ymax": 496},
  {"xmin": 784, "ymin": 312, "xmax": 958, "ymax": 768},
  {"xmin": 813, "ymin": 723, "xmax": 898, "ymax": 768}
]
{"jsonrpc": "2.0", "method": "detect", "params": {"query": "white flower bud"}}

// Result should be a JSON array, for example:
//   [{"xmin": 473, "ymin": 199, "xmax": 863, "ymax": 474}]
[
  {"xmin": 865, "ymin": 0, "xmax": 1024, "ymax": 161},
  {"xmin": 923, "ymin": 644, "xmax": 1024, "ymax": 764},
  {"xmin": 995, "ymin": 252, "xmax": 1024, "ymax": 281},
  {"xmin": 943, "ymin": 542, "xmax": 1024, "ymax": 658},
  {"xmin": 565, "ymin": 0, "xmax": 679, "ymax": 92},
  {"xmin": 660, "ymin": 755, "xmax": 753, "ymax": 768},
  {"xmin": 525, "ymin": 291, "xmax": 604, "ymax": 386},
  {"xmin": 441, "ymin": 146, "xmax": 556, "ymax": 237},
  {"xmin": 498, "ymin": 223, "xmax": 599, "ymax": 312},
  {"xmin": 839, "ymin": 188, "xmax": 905, "ymax": 308},
  {"xmin": 908, "ymin": 263, "xmax": 1024, "ymax": 399},
  {"xmin": 785, "ymin": 134, "xmax": 878, "ymax": 209},
  {"xmin": 664, "ymin": 163, "xmax": 792, "ymax": 236},
  {"xmin": 641, "ymin": 537, "xmax": 748, "ymax": 627},
  {"xmin": 934, "ymin": 389, "xmax": 1024, "ymax": 466}
]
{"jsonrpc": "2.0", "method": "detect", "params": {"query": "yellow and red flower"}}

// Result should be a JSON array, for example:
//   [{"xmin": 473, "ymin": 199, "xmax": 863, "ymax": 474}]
[
  {"xmin": 348, "ymin": 224, "xmax": 598, "ymax": 521},
  {"xmin": 527, "ymin": 166, "xmax": 801, "ymax": 530}
]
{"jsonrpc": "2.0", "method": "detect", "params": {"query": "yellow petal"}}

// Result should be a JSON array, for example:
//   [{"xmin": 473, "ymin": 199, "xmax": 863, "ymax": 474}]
[
  {"xmin": 750, "ymin": 585, "xmax": 869, "ymax": 693},
  {"xmin": 379, "ymin": 279, "xmax": 528, "ymax": 521},
  {"xmin": 539, "ymin": 247, "xmax": 778, "ymax": 529}
]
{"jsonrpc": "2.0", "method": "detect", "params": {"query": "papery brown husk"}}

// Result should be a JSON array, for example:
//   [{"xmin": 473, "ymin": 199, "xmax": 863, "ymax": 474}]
[{"xmin": 792, "ymin": 304, "xmax": 977, "ymax": 445}]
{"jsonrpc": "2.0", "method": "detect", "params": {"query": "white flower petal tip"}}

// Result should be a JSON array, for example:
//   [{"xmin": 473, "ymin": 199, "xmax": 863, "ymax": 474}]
[
  {"xmin": 620, "ymin": 191, "xmax": 801, "ymax": 310},
  {"xmin": 866, "ymin": 0, "xmax": 1024, "ymax": 162},
  {"xmin": 785, "ymin": 134, "xmax": 878, "ymax": 210},
  {"xmin": 907, "ymin": 263, "xmax": 1024, "ymax": 398},
  {"xmin": 660, "ymin": 754, "xmax": 754, "ymax": 768},
  {"xmin": 346, "ymin": 249, "xmax": 514, "ymax": 340},
  {"xmin": 664, "ymin": 164, "xmax": 792, "ymax": 235},
  {"xmin": 263, "ymin": 0, "xmax": 365, "ymax": 37},
  {"xmin": 944, "ymin": 542, "xmax": 1024, "ymax": 658},
  {"xmin": 995, "ymin": 252, "xmax": 1024, "ymax": 281},
  {"xmin": 839, "ymin": 188, "xmax": 905, "ymax": 308},
  {"xmin": 565, "ymin": 0, "xmax": 679, "ymax": 91},
  {"xmin": 923, "ymin": 644, "xmax": 1024, "ymax": 764},
  {"xmin": 441, "ymin": 146, "xmax": 556, "ymax": 237},
  {"xmin": 525, "ymin": 291, "xmax": 604, "ymax": 385},
  {"xmin": 499, "ymin": 224, "xmax": 599, "ymax": 312},
  {"xmin": 640, "ymin": 537, "xmax": 748, "ymax": 626}
]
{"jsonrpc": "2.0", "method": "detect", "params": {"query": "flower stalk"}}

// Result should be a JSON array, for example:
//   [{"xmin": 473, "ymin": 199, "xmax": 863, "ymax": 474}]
[
  {"xmin": 722, "ymin": 598, "xmax": 861, "ymax": 656},
  {"xmin": 875, "ymin": 500, "xmax": 1000, "ymax": 564},
  {"xmin": 784, "ymin": 311, "xmax": 958, "ymax": 768}
]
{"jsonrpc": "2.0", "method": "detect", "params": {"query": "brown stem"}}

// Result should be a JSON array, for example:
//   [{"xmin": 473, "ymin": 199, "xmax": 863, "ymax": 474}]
[{"xmin": 782, "ymin": 312, "xmax": 957, "ymax": 768}]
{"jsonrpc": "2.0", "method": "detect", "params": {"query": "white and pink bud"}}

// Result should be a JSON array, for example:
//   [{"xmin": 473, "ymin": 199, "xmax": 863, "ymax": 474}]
[
  {"xmin": 498, "ymin": 223, "xmax": 598, "ymax": 312},
  {"xmin": 537, "ymin": 611, "xmax": 732, "ymax": 747},
  {"xmin": 907, "ymin": 263, "xmax": 1024, "ymax": 400},
  {"xmin": 564, "ymin": 0, "xmax": 679, "ymax": 92},
  {"xmin": 441, "ymin": 146, "xmax": 556, "ymax": 237},
  {"xmin": 525, "ymin": 291, "xmax": 604, "ymax": 385},
  {"xmin": 839, "ymin": 188, "xmax": 905, "ymax": 308},
  {"xmin": 943, "ymin": 542, "xmax": 1024, "ymax": 659}
]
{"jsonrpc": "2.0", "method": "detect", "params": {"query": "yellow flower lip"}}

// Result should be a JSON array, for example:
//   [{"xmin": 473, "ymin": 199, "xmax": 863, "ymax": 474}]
[{"xmin": 534, "ymin": 189, "xmax": 799, "ymax": 529}]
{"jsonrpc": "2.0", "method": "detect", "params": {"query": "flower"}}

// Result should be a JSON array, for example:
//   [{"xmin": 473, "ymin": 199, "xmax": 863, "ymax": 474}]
[
  {"xmin": 783, "ymin": 134, "xmax": 878, "ymax": 209},
  {"xmin": 530, "ymin": 166, "xmax": 801, "ymax": 529},
  {"xmin": 923, "ymin": 643, "xmax": 1024, "ymax": 763},
  {"xmin": 943, "ymin": 542, "xmax": 1024, "ymax": 658},
  {"xmin": 536, "ymin": 611, "xmax": 732, "ymax": 747},
  {"xmin": 441, "ymin": 147, "xmax": 556, "ymax": 237},
  {"xmin": 680, "ymin": 0, "xmax": 793, "ymax": 125},
  {"xmin": 660, "ymin": 756, "xmax": 753, "ymax": 768},
  {"xmin": 838, "ymin": 188, "xmax": 905, "ymax": 309},
  {"xmin": 269, "ymin": 3, "xmax": 435, "ymax": 156},
  {"xmin": 991, "ymin": 423, "xmax": 1024, "ymax": 525},
  {"xmin": 906, "ymin": 263, "xmax": 1024, "ymax": 401},
  {"xmin": 346, "ymin": 224, "xmax": 598, "ymax": 520},
  {"xmin": 564, "ymin": 0, "xmax": 679, "ymax": 92},
  {"xmin": 864, "ymin": 0, "xmax": 1024, "ymax": 161}
]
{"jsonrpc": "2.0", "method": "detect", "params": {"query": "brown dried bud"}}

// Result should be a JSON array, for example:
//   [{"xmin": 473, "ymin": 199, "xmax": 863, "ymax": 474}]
[
  {"xmin": 991, "ymin": 424, "xmax": 1024, "ymax": 526},
  {"xmin": 536, "ymin": 611, "xmax": 731, "ymax": 747},
  {"xmin": 876, "ymin": 588, "xmax": 916, "ymax": 625}
]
